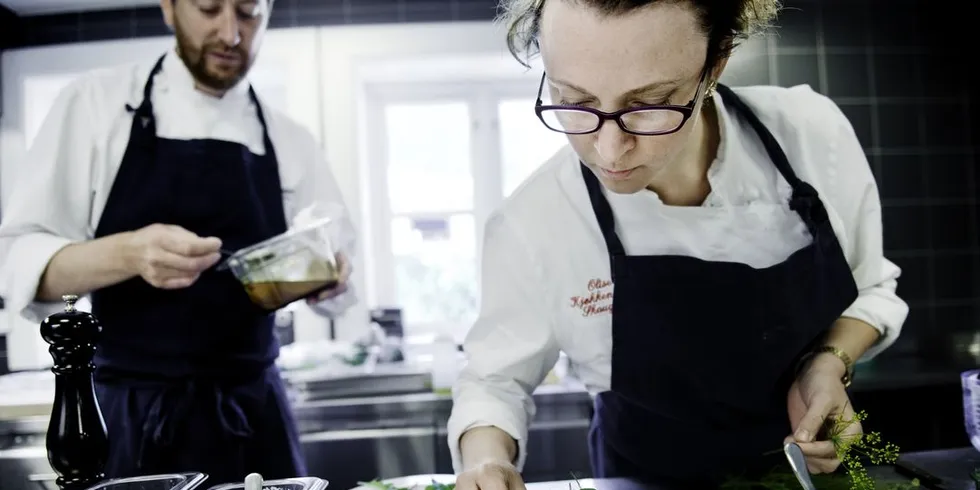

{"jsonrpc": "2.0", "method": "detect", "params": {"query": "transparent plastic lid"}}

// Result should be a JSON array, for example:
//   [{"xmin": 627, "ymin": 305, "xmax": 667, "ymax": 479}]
[
  {"xmin": 962, "ymin": 369, "xmax": 980, "ymax": 452},
  {"xmin": 206, "ymin": 477, "xmax": 328, "ymax": 490},
  {"xmin": 84, "ymin": 473, "xmax": 208, "ymax": 490},
  {"xmin": 228, "ymin": 202, "xmax": 355, "ymax": 264}
]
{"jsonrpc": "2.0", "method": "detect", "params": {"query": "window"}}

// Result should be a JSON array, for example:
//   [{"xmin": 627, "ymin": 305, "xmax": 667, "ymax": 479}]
[
  {"xmin": 498, "ymin": 97, "xmax": 569, "ymax": 197},
  {"xmin": 385, "ymin": 101, "xmax": 478, "ymax": 329},
  {"xmin": 363, "ymin": 80, "xmax": 568, "ymax": 338}
]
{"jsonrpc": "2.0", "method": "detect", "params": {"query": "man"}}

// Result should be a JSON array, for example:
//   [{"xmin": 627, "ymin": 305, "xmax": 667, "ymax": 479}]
[{"xmin": 0, "ymin": 0, "xmax": 354, "ymax": 484}]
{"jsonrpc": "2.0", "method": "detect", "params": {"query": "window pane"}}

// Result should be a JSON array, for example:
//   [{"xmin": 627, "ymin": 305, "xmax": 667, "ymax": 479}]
[
  {"xmin": 391, "ymin": 214, "xmax": 478, "ymax": 330},
  {"xmin": 385, "ymin": 102, "xmax": 473, "ymax": 213},
  {"xmin": 498, "ymin": 98, "xmax": 569, "ymax": 197}
]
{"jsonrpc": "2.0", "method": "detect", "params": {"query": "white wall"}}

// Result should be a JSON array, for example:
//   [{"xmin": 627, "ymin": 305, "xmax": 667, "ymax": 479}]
[{"xmin": 0, "ymin": 20, "xmax": 518, "ymax": 367}]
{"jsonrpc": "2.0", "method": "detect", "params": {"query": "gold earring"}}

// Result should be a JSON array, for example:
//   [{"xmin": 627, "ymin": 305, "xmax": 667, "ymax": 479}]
[{"xmin": 705, "ymin": 79, "xmax": 718, "ymax": 98}]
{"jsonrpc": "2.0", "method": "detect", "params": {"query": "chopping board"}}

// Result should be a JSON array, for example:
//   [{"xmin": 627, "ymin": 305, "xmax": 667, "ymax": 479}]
[{"xmin": 895, "ymin": 448, "xmax": 980, "ymax": 490}]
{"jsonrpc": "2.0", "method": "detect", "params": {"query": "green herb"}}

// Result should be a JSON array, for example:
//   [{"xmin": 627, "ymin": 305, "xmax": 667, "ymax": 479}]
[
  {"xmin": 720, "ymin": 473, "xmax": 919, "ymax": 490},
  {"xmin": 425, "ymin": 481, "xmax": 456, "ymax": 490},
  {"xmin": 357, "ymin": 480, "xmax": 398, "ymax": 490},
  {"xmin": 356, "ymin": 479, "xmax": 455, "ymax": 490},
  {"xmin": 568, "ymin": 472, "xmax": 595, "ymax": 490},
  {"xmin": 829, "ymin": 410, "xmax": 904, "ymax": 489},
  {"xmin": 720, "ymin": 410, "xmax": 916, "ymax": 490}
]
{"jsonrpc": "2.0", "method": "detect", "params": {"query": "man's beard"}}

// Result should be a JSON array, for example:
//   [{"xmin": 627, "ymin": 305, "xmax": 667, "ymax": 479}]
[{"xmin": 174, "ymin": 19, "xmax": 250, "ymax": 92}]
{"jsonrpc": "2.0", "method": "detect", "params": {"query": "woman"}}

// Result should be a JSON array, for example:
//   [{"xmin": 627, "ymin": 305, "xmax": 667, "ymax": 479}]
[{"xmin": 447, "ymin": 0, "xmax": 908, "ymax": 487}]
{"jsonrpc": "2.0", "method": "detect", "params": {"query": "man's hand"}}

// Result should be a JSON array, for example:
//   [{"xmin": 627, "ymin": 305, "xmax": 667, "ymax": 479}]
[
  {"xmin": 125, "ymin": 224, "xmax": 223, "ymax": 289},
  {"xmin": 306, "ymin": 253, "xmax": 351, "ymax": 304},
  {"xmin": 786, "ymin": 353, "xmax": 862, "ymax": 474}
]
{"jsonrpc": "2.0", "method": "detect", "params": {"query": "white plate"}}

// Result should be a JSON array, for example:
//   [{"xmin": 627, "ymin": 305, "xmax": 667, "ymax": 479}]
[{"xmin": 350, "ymin": 474, "xmax": 456, "ymax": 490}]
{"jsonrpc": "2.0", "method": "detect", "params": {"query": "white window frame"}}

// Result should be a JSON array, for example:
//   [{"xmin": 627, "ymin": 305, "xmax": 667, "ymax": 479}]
[{"xmin": 362, "ymin": 77, "xmax": 546, "ymax": 337}]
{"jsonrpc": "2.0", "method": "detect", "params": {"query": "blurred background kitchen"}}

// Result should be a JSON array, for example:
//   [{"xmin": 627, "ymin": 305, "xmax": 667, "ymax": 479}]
[{"xmin": 0, "ymin": 0, "xmax": 976, "ymax": 489}]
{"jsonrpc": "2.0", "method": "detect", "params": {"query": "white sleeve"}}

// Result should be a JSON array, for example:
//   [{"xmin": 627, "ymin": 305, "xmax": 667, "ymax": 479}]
[
  {"xmin": 0, "ymin": 80, "xmax": 98, "ymax": 324},
  {"xmin": 446, "ymin": 211, "xmax": 560, "ymax": 473},
  {"xmin": 823, "ymin": 96, "xmax": 910, "ymax": 360},
  {"xmin": 294, "ymin": 134, "xmax": 359, "ymax": 317}
]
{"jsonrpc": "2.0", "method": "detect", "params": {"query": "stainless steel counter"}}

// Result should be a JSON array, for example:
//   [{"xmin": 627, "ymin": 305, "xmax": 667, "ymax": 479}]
[
  {"xmin": 2, "ymin": 351, "xmax": 974, "ymax": 490},
  {"xmin": 0, "ymin": 385, "xmax": 594, "ymax": 490},
  {"xmin": 294, "ymin": 385, "xmax": 593, "ymax": 489}
]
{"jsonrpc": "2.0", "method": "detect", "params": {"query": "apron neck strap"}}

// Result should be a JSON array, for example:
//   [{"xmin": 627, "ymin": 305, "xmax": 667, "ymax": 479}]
[
  {"xmin": 715, "ymin": 84, "xmax": 824, "ymax": 228},
  {"xmin": 129, "ymin": 53, "xmax": 275, "ymax": 151},
  {"xmin": 581, "ymin": 163, "xmax": 627, "ymax": 261},
  {"xmin": 715, "ymin": 84, "xmax": 816, "ymax": 201}
]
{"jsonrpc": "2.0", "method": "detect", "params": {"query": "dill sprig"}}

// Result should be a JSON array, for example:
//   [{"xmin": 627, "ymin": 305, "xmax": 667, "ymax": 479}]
[
  {"xmin": 828, "ymin": 410, "xmax": 905, "ymax": 489},
  {"xmin": 722, "ymin": 410, "xmax": 917, "ymax": 490},
  {"xmin": 567, "ymin": 409, "xmax": 914, "ymax": 490}
]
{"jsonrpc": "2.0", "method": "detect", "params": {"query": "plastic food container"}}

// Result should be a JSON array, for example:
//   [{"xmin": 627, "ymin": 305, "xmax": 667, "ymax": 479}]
[
  {"xmin": 83, "ymin": 473, "xmax": 208, "ymax": 490},
  {"xmin": 207, "ymin": 477, "xmax": 329, "ymax": 490},
  {"xmin": 220, "ymin": 203, "xmax": 353, "ymax": 311},
  {"xmin": 962, "ymin": 369, "xmax": 980, "ymax": 453}
]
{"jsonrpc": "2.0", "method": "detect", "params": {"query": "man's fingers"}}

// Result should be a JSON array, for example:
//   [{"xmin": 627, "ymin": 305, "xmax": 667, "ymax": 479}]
[
  {"xmin": 146, "ymin": 247, "xmax": 220, "ymax": 272},
  {"xmin": 335, "ymin": 253, "xmax": 352, "ymax": 282},
  {"xmin": 159, "ymin": 274, "xmax": 200, "ymax": 289},
  {"xmin": 160, "ymin": 230, "xmax": 222, "ymax": 257}
]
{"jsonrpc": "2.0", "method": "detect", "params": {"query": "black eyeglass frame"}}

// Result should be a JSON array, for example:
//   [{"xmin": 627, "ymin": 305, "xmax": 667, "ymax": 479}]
[{"xmin": 533, "ymin": 67, "xmax": 710, "ymax": 136}]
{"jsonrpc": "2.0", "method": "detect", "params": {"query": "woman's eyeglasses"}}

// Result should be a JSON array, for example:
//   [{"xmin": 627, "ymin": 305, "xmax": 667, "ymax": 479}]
[{"xmin": 533, "ymin": 69, "xmax": 709, "ymax": 136}]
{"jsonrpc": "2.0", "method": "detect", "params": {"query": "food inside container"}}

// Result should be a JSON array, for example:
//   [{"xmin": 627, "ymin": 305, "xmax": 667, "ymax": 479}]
[
  {"xmin": 82, "ymin": 473, "xmax": 208, "ymax": 490},
  {"xmin": 221, "ymin": 203, "xmax": 352, "ymax": 311}
]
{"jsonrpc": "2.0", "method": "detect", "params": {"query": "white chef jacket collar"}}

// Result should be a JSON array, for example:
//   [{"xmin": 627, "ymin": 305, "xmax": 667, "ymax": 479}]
[
  {"xmin": 703, "ymin": 87, "xmax": 777, "ymax": 206},
  {"xmin": 160, "ymin": 48, "xmax": 252, "ymax": 105}
]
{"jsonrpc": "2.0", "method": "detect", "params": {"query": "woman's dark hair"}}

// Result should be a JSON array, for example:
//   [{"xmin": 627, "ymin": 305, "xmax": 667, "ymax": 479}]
[{"xmin": 499, "ymin": 0, "xmax": 781, "ymax": 68}]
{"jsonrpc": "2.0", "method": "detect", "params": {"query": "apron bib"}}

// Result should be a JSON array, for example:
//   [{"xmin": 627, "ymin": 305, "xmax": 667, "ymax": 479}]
[
  {"xmin": 586, "ymin": 84, "xmax": 859, "ymax": 486},
  {"xmin": 90, "ymin": 54, "xmax": 305, "ymax": 483}
]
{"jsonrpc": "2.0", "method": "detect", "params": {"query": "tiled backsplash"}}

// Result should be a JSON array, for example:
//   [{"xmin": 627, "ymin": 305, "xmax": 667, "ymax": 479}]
[
  {"xmin": 718, "ymin": 1, "xmax": 976, "ymax": 357},
  {"xmin": 0, "ymin": 0, "xmax": 498, "ymax": 47},
  {"xmin": 785, "ymin": 0, "xmax": 974, "ymax": 357},
  {"xmin": 0, "ymin": 0, "xmax": 975, "ymax": 360}
]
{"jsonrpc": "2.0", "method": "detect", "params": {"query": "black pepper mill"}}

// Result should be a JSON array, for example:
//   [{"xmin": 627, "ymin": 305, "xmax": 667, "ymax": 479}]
[{"xmin": 40, "ymin": 294, "xmax": 109, "ymax": 490}]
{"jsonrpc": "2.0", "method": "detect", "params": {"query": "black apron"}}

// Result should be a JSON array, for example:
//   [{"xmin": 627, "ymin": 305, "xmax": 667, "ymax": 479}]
[
  {"xmin": 585, "ymin": 84, "xmax": 859, "ymax": 487},
  {"xmin": 89, "ymin": 54, "xmax": 306, "ymax": 484}
]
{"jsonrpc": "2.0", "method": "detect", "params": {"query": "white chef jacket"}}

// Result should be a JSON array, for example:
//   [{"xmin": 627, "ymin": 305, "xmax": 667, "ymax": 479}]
[
  {"xmin": 0, "ymin": 49, "xmax": 356, "ymax": 325},
  {"xmin": 446, "ymin": 84, "xmax": 909, "ymax": 472}
]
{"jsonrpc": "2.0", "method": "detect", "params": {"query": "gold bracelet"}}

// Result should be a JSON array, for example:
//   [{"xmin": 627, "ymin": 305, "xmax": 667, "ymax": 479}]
[{"xmin": 796, "ymin": 345, "xmax": 854, "ymax": 388}]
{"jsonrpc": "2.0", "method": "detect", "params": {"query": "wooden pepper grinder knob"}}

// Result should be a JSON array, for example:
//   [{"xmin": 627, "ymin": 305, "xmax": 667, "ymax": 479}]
[{"xmin": 40, "ymin": 294, "xmax": 109, "ymax": 490}]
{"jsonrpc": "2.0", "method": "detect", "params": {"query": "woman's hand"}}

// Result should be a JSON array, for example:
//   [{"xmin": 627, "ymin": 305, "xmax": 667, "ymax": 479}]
[
  {"xmin": 456, "ymin": 459, "xmax": 526, "ymax": 490},
  {"xmin": 786, "ymin": 354, "xmax": 862, "ymax": 474},
  {"xmin": 306, "ymin": 253, "xmax": 351, "ymax": 304}
]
